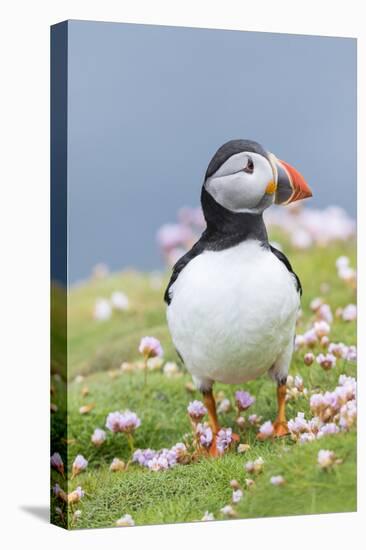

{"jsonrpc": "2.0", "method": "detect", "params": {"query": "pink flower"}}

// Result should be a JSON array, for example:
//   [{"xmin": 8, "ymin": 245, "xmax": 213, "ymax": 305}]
[
  {"xmin": 317, "ymin": 423, "xmax": 340, "ymax": 438},
  {"xmin": 51, "ymin": 452, "xmax": 64, "ymax": 475},
  {"xmin": 196, "ymin": 423, "xmax": 213, "ymax": 448},
  {"xmin": 304, "ymin": 352, "xmax": 315, "ymax": 366},
  {"xmin": 313, "ymin": 321, "xmax": 330, "ymax": 338},
  {"xmin": 106, "ymin": 410, "xmax": 141, "ymax": 433},
  {"xmin": 317, "ymin": 449, "xmax": 336, "ymax": 469},
  {"xmin": 216, "ymin": 428, "xmax": 233, "ymax": 454},
  {"xmin": 116, "ymin": 514, "xmax": 135, "ymax": 527},
  {"xmin": 316, "ymin": 304, "xmax": 333, "ymax": 324},
  {"xmin": 138, "ymin": 336, "xmax": 163, "ymax": 358},
  {"xmin": 248, "ymin": 414, "xmax": 262, "ymax": 426},
  {"xmin": 310, "ymin": 297, "xmax": 323, "ymax": 312},
  {"xmin": 72, "ymin": 454, "xmax": 88, "ymax": 478},
  {"xmin": 187, "ymin": 400, "xmax": 207, "ymax": 421},
  {"xmin": 328, "ymin": 342, "xmax": 348, "ymax": 359},
  {"xmin": 235, "ymin": 390, "xmax": 255, "ymax": 411},
  {"xmin": 257, "ymin": 420, "xmax": 274, "ymax": 440},
  {"xmin": 303, "ymin": 329, "xmax": 318, "ymax": 347},
  {"xmin": 68, "ymin": 486, "xmax": 85, "ymax": 504},
  {"xmin": 232, "ymin": 489, "xmax": 243, "ymax": 503},
  {"xmin": 270, "ymin": 475, "xmax": 285, "ymax": 486},
  {"xmin": 91, "ymin": 428, "xmax": 106, "ymax": 447},
  {"xmin": 316, "ymin": 353, "xmax": 336, "ymax": 371},
  {"xmin": 288, "ymin": 412, "xmax": 309, "ymax": 436},
  {"xmin": 346, "ymin": 345, "xmax": 357, "ymax": 362},
  {"xmin": 342, "ymin": 304, "xmax": 357, "ymax": 321}
]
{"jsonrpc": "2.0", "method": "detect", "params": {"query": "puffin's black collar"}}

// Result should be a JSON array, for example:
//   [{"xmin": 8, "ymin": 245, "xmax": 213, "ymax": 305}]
[{"xmin": 200, "ymin": 187, "xmax": 269, "ymax": 249}]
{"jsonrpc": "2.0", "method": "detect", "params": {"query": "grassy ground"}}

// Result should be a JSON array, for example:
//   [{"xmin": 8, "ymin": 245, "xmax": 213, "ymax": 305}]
[{"xmin": 51, "ymin": 238, "xmax": 356, "ymax": 529}]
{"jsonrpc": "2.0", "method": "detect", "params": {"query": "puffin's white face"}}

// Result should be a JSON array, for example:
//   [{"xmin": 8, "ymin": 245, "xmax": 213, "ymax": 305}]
[{"xmin": 204, "ymin": 151, "xmax": 276, "ymax": 213}]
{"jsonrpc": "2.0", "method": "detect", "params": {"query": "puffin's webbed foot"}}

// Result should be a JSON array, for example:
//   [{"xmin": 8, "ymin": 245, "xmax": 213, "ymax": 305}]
[{"xmin": 272, "ymin": 420, "xmax": 289, "ymax": 437}]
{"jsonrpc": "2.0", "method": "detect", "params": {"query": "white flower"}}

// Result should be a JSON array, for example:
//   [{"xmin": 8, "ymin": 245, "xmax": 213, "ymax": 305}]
[
  {"xmin": 201, "ymin": 511, "xmax": 215, "ymax": 521},
  {"xmin": 116, "ymin": 514, "xmax": 135, "ymax": 527},
  {"xmin": 217, "ymin": 398, "xmax": 231, "ymax": 413},
  {"xmin": 342, "ymin": 304, "xmax": 357, "ymax": 321},
  {"xmin": 232, "ymin": 489, "xmax": 243, "ymax": 503},
  {"xmin": 220, "ymin": 505, "xmax": 237, "ymax": 517},
  {"xmin": 317, "ymin": 449, "xmax": 336, "ymax": 469},
  {"xmin": 163, "ymin": 362, "xmax": 179, "ymax": 377},
  {"xmin": 270, "ymin": 475, "xmax": 285, "ymax": 486},
  {"xmin": 94, "ymin": 298, "xmax": 112, "ymax": 321},
  {"xmin": 111, "ymin": 291, "xmax": 129, "ymax": 311},
  {"xmin": 110, "ymin": 458, "xmax": 126, "ymax": 472},
  {"xmin": 91, "ymin": 428, "xmax": 106, "ymax": 447}
]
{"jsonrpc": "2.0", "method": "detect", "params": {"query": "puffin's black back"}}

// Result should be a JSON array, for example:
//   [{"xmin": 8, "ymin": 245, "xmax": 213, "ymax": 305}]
[{"xmin": 205, "ymin": 139, "xmax": 269, "ymax": 180}]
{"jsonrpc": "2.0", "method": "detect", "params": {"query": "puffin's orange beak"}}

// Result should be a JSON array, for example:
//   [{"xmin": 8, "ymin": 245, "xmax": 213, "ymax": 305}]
[{"xmin": 270, "ymin": 154, "xmax": 312, "ymax": 205}]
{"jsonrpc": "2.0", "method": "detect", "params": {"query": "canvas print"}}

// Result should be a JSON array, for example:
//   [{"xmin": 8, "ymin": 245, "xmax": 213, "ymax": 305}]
[{"xmin": 50, "ymin": 20, "xmax": 357, "ymax": 529}]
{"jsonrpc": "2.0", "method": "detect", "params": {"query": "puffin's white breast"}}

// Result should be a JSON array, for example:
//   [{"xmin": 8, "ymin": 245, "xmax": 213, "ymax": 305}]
[{"xmin": 166, "ymin": 240, "xmax": 300, "ymax": 385}]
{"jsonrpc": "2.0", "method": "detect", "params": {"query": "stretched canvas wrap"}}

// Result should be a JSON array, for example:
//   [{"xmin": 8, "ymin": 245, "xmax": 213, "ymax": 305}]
[{"xmin": 50, "ymin": 20, "xmax": 357, "ymax": 530}]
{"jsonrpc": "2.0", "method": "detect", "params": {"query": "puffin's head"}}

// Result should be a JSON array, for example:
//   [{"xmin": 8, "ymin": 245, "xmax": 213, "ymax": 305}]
[{"xmin": 203, "ymin": 139, "xmax": 312, "ymax": 214}]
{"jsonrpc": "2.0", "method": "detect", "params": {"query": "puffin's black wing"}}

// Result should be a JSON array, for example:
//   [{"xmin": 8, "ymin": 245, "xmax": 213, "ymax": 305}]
[
  {"xmin": 270, "ymin": 245, "xmax": 302, "ymax": 295},
  {"xmin": 164, "ymin": 240, "xmax": 205, "ymax": 305}
]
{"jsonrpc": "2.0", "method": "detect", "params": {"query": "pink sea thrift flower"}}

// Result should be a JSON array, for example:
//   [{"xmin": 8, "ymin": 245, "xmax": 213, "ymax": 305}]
[
  {"xmin": 91, "ymin": 428, "xmax": 106, "ymax": 447},
  {"xmin": 316, "ymin": 304, "xmax": 333, "ymax": 324},
  {"xmin": 288, "ymin": 412, "xmax": 309, "ymax": 437},
  {"xmin": 317, "ymin": 423, "xmax": 340, "ymax": 438},
  {"xmin": 346, "ymin": 345, "xmax": 357, "ymax": 362},
  {"xmin": 304, "ymin": 352, "xmax": 315, "ymax": 366},
  {"xmin": 116, "ymin": 514, "xmax": 135, "ymax": 527},
  {"xmin": 216, "ymin": 428, "xmax": 233, "ymax": 454},
  {"xmin": 316, "ymin": 353, "xmax": 336, "ymax": 371},
  {"xmin": 235, "ymin": 390, "xmax": 255, "ymax": 411},
  {"xmin": 132, "ymin": 448, "xmax": 157, "ymax": 466},
  {"xmin": 68, "ymin": 486, "xmax": 85, "ymax": 504},
  {"xmin": 270, "ymin": 475, "xmax": 285, "ymax": 486},
  {"xmin": 328, "ymin": 342, "xmax": 348, "ymax": 359},
  {"xmin": 232, "ymin": 489, "xmax": 243, "ymax": 503},
  {"xmin": 317, "ymin": 449, "xmax": 336, "ymax": 469},
  {"xmin": 310, "ymin": 297, "xmax": 323, "ymax": 312},
  {"xmin": 220, "ymin": 505, "xmax": 237, "ymax": 517},
  {"xmin": 248, "ymin": 414, "xmax": 262, "ymax": 426},
  {"xmin": 342, "ymin": 304, "xmax": 357, "ymax": 321},
  {"xmin": 106, "ymin": 410, "xmax": 141, "ymax": 433},
  {"xmin": 303, "ymin": 329, "xmax": 318, "ymax": 347},
  {"xmin": 258, "ymin": 420, "xmax": 274, "ymax": 440},
  {"xmin": 51, "ymin": 452, "xmax": 64, "ymax": 475},
  {"xmin": 72, "ymin": 454, "xmax": 88, "ymax": 478},
  {"xmin": 196, "ymin": 423, "xmax": 213, "ymax": 448},
  {"xmin": 313, "ymin": 321, "xmax": 330, "ymax": 338},
  {"xmin": 187, "ymin": 400, "xmax": 207, "ymax": 421},
  {"xmin": 138, "ymin": 336, "xmax": 163, "ymax": 358}
]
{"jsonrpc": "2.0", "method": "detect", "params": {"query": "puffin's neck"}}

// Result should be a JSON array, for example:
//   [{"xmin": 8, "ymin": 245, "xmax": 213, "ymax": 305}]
[{"xmin": 200, "ymin": 187, "xmax": 269, "ymax": 247}]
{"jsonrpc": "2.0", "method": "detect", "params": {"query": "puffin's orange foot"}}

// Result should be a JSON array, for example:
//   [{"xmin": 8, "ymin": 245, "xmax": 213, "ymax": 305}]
[
  {"xmin": 209, "ymin": 438, "xmax": 220, "ymax": 458},
  {"xmin": 273, "ymin": 421, "xmax": 290, "ymax": 438}
]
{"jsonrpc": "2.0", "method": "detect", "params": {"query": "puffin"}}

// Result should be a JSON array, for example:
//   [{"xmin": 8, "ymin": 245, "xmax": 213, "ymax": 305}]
[{"xmin": 164, "ymin": 139, "xmax": 312, "ymax": 456}]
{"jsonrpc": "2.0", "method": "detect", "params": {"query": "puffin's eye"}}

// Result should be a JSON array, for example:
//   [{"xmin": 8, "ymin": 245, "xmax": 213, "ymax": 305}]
[{"xmin": 243, "ymin": 157, "xmax": 254, "ymax": 174}]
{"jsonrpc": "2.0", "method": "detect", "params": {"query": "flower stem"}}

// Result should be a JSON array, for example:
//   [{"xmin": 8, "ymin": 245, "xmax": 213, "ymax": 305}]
[{"xmin": 126, "ymin": 433, "xmax": 135, "ymax": 453}]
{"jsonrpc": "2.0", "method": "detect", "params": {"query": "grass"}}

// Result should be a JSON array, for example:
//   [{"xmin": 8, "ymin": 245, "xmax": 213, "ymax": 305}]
[{"xmin": 51, "ymin": 237, "xmax": 356, "ymax": 529}]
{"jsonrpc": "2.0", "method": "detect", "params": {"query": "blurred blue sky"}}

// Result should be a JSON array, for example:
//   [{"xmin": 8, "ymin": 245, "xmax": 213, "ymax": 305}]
[{"xmin": 66, "ymin": 20, "xmax": 356, "ymax": 282}]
